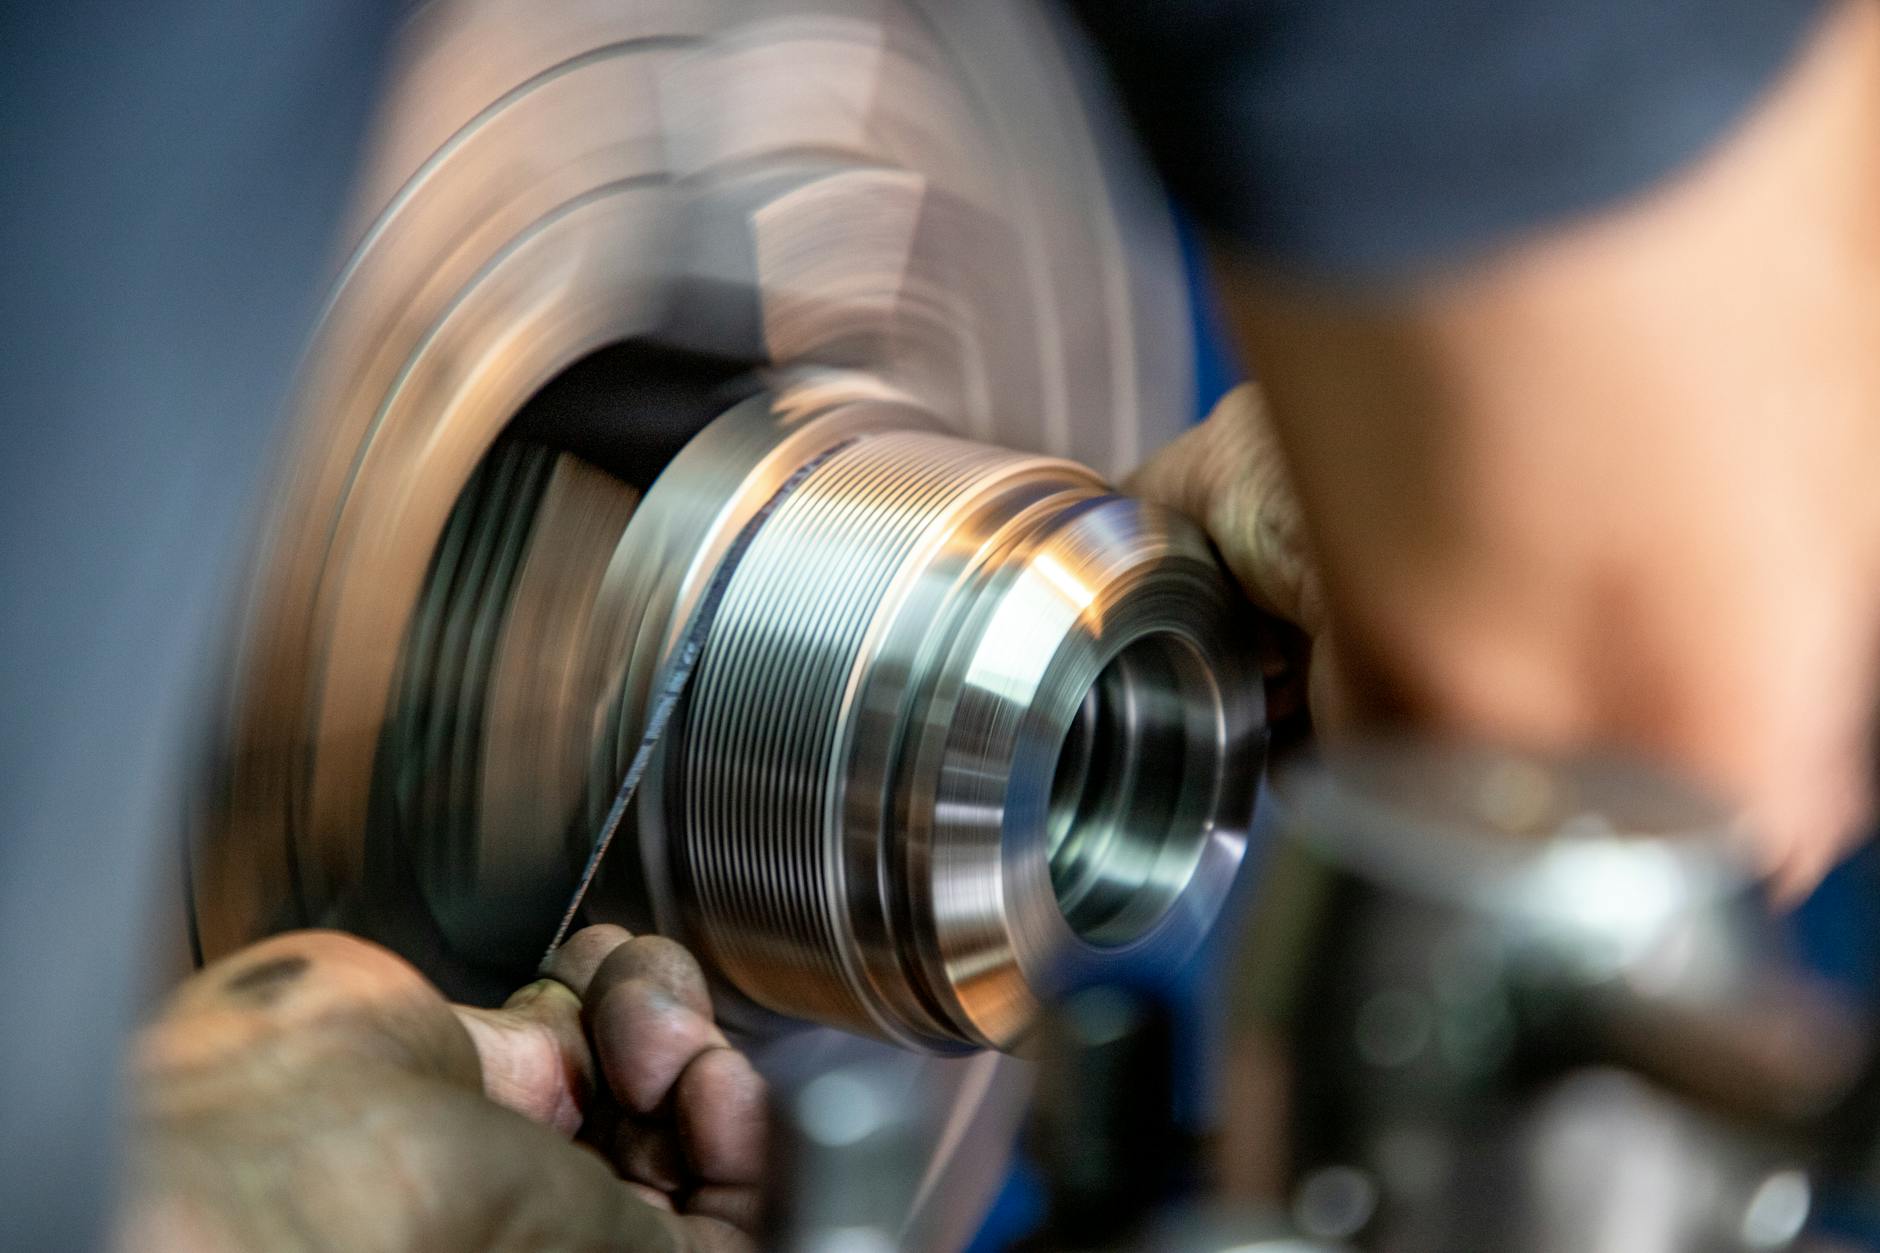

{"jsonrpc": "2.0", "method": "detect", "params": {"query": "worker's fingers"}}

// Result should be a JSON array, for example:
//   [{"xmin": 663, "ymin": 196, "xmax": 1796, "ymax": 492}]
[
  {"xmin": 675, "ymin": 1213, "xmax": 758, "ymax": 1253},
  {"xmin": 634, "ymin": 1182, "xmax": 762, "ymax": 1250},
  {"xmin": 609, "ymin": 1114, "xmax": 689, "ymax": 1191},
  {"xmin": 496, "ymin": 1107, "xmax": 697, "ymax": 1253},
  {"xmin": 140, "ymin": 931, "xmax": 481, "ymax": 1094},
  {"xmin": 540, "ymin": 922, "xmax": 769, "ymax": 1212},
  {"xmin": 1130, "ymin": 383, "xmax": 1354, "ymax": 740},
  {"xmin": 546, "ymin": 924, "xmax": 717, "ymax": 1024},
  {"xmin": 586, "ymin": 931, "xmax": 718, "ymax": 1019},
  {"xmin": 457, "ymin": 923, "xmax": 722, "ymax": 1135},
  {"xmin": 576, "ymin": 1108, "xmax": 763, "ymax": 1249},
  {"xmin": 540, "ymin": 923, "xmax": 636, "ymax": 999},
  {"xmin": 628, "ymin": 1181, "xmax": 677, "ymax": 1212},
  {"xmin": 452, "ymin": 1086, "xmax": 730, "ymax": 1253},
  {"xmin": 675, "ymin": 1046, "xmax": 768, "ymax": 1185},
  {"xmin": 590, "ymin": 977, "xmax": 728, "ymax": 1115},
  {"xmin": 453, "ymin": 977, "xmax": 594, "ymax": 1135},
  {"xmin": 588, "ymin": 1046, "xmax": 766, "ymax": 1199},
  {"xmin": 585, "ymin": 936, "xmax": 728, "ymax": 1115},
  {"xmin": 683, "ymin": 1184, "xmax": 763, "ymax": 1234},
  {"xmin": 1127, "ymin": 384, "xmax": 1325, "ymax": 636}
]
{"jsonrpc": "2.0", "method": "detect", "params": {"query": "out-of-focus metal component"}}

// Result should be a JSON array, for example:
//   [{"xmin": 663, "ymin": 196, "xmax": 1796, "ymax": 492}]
[
  {"xmin": 1278, "ymin": 741, "xmax": 1754, "ymax": 979},
  {"xmin": 1148, "ymin": 1206, "xmax": 1352, "ymax": 1253},
  {"xmin": 387, "ymin": 444, "xmax": 646, "ymax": 963},
  {"xmin": 1017, "ymin": 984, "xmax": 1190, "ymax": 1248},
  {"xmin": 1292, "ymin": 1165, "xmax": 1380, "ymax": 1243},
  {"xmin": 766, "ymin": 1056, "xmax": 951, "ymax": 1253},
  {"xmin": 1241, "ymin": 741, "xmax": 1861, "ymax": 1253}
]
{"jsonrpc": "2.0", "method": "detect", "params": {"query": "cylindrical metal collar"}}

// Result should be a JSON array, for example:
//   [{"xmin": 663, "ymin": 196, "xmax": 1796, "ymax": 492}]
[{"xmin": 615, "ymin": 380, "xmax": 1264, "ymax": 1050}]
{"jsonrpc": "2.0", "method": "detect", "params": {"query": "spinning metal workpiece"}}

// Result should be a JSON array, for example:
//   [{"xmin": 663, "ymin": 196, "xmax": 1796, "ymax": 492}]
[
  {"xmin": 569, "ymin": 384, "xmax": 1260, "ymax": 1052},
  {"xmin": 183, "ymin": 0, "xmax": 1258, "ymax": 1243}
]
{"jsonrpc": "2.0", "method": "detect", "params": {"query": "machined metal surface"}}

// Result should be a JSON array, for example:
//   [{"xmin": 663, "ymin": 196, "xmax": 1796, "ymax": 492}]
[
  {"xmin": 385, "ymin": 379, "xmax": 1263, "ymax": 1050},
  {"xmin": 635, "ymin": 388, "xmax": 1261, "ymax": 1050},
  {"xmin": 188, "ymin": 0, "xmax": 1194, "ymax": 984},
  {"xmin": 182, "ymin": 0, "xmax": 1201, "ymax": 1245}
]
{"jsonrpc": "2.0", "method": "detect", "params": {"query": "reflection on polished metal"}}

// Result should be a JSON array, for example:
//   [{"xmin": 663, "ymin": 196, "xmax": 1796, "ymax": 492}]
[
  {"xmin": 624, "ymin": 386, "xmax": 1263, "ymax": 1050},
  {"xmin": 311, "ymin": 373, "xmax": 1264, "ymax": 1055},
  {"xmin": 189, "ymin": 0, "xmax": 1194, "ymax": 987},
  {"xmin": 1272, "ymin": 741, "xmax": 1754, "ymax": 979},
  {"xmin": 186, "ymin": 0, "xmax": 1198, "ymax": 1243},
  {"xmin": 1249, "ymin": 743, "xmax": 1840, "ymax": 1253}
]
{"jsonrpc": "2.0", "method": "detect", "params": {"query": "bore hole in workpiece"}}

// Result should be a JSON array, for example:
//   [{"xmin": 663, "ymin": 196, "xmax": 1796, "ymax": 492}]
[{"xmin": 1046, "ymin": 632, "xmax": 1221, "ymax": 946}]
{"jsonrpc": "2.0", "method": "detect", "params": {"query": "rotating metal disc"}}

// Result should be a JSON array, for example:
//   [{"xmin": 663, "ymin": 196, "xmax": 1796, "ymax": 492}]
[{"xmin": 187, "ymin": 0, "xmax": 1196, "ymax": 1246}]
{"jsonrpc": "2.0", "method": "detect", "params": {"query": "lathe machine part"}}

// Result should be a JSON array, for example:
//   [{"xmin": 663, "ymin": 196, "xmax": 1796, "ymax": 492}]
[
  {"xmin": 517, "ymin": 387, "xmax": 1260, "ymax": 1052},
  {"xmin": 181, "ymin": 0, "xmax": 1203, "ymax": 1245},
  {"xmin": 383, "ymin": 376, "xmax": 1263, "ymax": 1047}
]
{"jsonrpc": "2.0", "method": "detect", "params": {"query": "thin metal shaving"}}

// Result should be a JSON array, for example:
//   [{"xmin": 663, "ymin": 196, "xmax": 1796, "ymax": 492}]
[{"xmin": 542, "ymin": 438, "xmax": 856, "ymax": 960}]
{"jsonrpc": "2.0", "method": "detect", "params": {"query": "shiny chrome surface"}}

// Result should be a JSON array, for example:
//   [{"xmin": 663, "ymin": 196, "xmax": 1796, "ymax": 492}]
[
  {"xmin": 618, "ymin": 387, "xmax": 1263, "ymax": 1050},
  {"xmin": 305, "ymin": 373, "xmax": 1262, "ymax": 1053},
  {"xmin": 185, "ymin": 0, "xmax": 1200, "ymax": 1242},
  {"xmin": 1274, "ymin": 741, "xmax": 1754, "ymax": 978},
  {"xmin": 189, "ymin": 0, "xmax": 1194, "ymax": 987}
]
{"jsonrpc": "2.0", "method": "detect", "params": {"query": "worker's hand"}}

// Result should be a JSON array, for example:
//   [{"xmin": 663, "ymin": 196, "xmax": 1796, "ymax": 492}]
[
  {"xmin": 1127, "ymin": 383, "xmax": 1345, "ymax": 738},
  {"xmin": 122, "ymin": 928, "xmax": 764, "ymax": 1252},
  {"xmin": 462, "ymin": 925, "xmax": 767, "ymax": 1233},
  {"xmin": 1137, "ymin": 0, "xmax": 1880, "ymax": 897}
]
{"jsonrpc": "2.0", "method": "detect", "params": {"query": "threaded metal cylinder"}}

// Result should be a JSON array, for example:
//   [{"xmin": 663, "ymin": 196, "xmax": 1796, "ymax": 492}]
[
  {"xmin": 373, "ymin": 377, "xmax": 1263, "ymax": 1051},
  {"xmin": 634, "ymin": 389, "xmax": 1265, "ymax": 1051}
]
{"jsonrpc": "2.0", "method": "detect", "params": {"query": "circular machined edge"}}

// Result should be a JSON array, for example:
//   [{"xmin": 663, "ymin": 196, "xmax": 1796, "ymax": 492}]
[
  {"xmin": 906, "ymin": 497, "xmax": 1265, "ymax": 1048},
  {"xmin": 1047, "ymin": 629, "xmax": 1229, "ymax": 947}
]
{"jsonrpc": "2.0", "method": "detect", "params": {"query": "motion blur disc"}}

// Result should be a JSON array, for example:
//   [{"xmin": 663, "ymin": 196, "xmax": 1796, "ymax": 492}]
[{"xmin": 188, "ymin": 0, "xmax": 1194, "ymax": 1246}]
